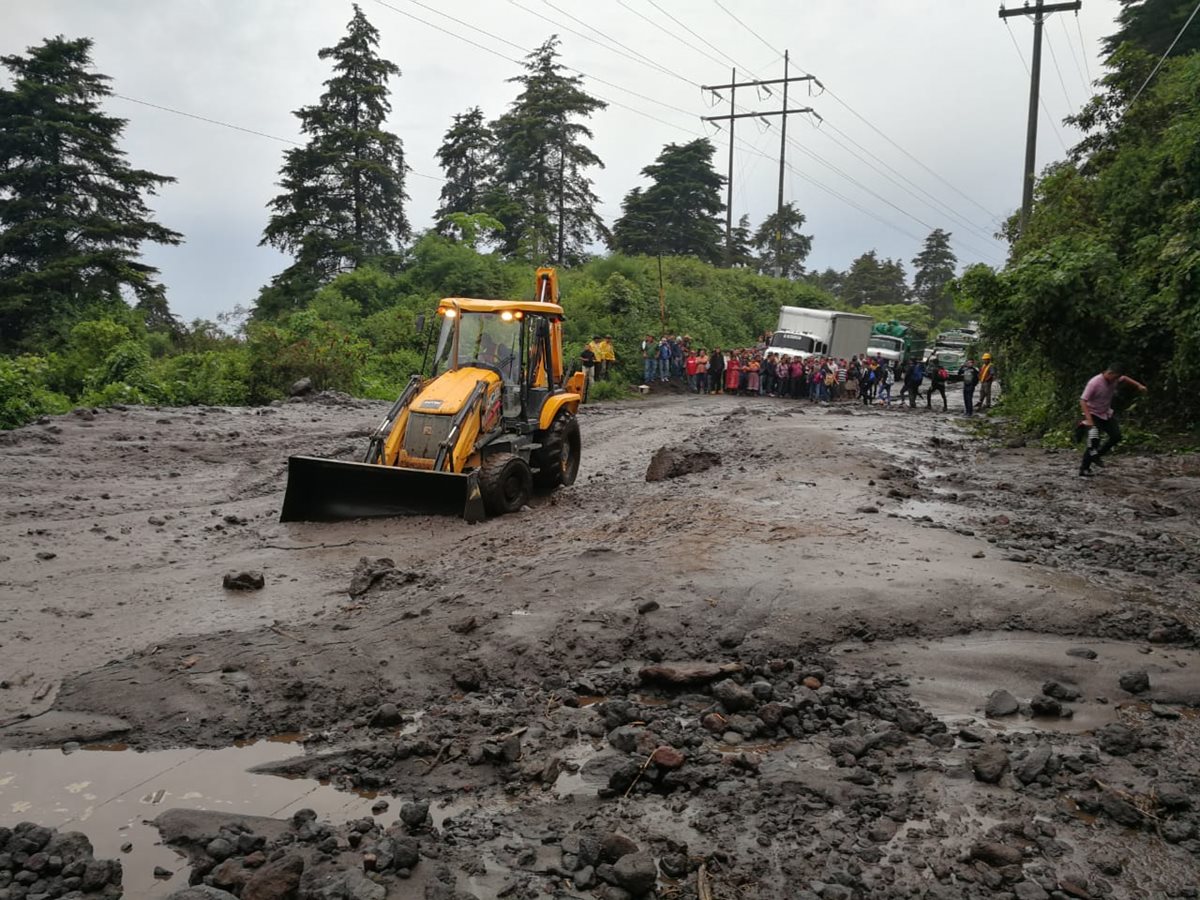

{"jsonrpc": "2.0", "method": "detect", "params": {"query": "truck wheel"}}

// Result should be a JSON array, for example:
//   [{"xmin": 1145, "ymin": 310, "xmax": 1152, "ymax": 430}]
[
  {"xmin": 534, "ymin": 413, "xmax": 581, "ymax": 489},
  {"xmin": 480, "ymin": 452, "xmax": 532, "ymax": 515}
]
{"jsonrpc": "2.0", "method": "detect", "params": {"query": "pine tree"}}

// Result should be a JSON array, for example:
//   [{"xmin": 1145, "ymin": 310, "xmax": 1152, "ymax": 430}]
[
  {"xmin": 752, "ymin": 202, "xmax": 814, "ymax": 278},
  {"xmin": 729, "ymin": 214, "xmax": 756, "ymax": 268},
  {"xmin": 1103, "ymin": 0, "xmax": 1200, "ymax": 59},
  {"xmin": 911, "ymin": 228, "xmax": 957, "ymax": 322},
  {"xmin": 842, "ymin": 250, "xmax": 909, "ymax": 307},
  {"xmin": 0, "ymin": 37, "xmax": 182, "ymax": 349},
  {"xmin": 260, "ymin": 4, "xmax": 407, "ymax": 312},
  {"xmin": 611, "ymin": 139, "xmax": 725, "ymax": 263},
  {"xmin": 489, "ymin": 37, "xmax": 607, "ymax": 264},
  {"xmin": 434, "ymin": 107, "xmax": 497, "ymax": 232}
]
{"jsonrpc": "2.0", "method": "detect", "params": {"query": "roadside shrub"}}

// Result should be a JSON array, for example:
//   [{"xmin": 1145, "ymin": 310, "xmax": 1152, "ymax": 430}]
[
  {"xmin": 588, "ymin": 380, "xmax": 631, "ymax": 402},
  {"xmin": 0, "ymin": 355, "xmax": 71, "ymax": 429}
]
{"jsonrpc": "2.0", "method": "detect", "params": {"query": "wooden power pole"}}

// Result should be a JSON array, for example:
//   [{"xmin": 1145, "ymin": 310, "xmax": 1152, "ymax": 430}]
[{"xmin": 999, "ymin": 1, "xmax": 1082, "ymax": 233}]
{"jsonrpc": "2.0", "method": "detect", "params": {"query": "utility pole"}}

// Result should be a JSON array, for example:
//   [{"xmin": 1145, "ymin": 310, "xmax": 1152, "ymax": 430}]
[
  {"xmin": 999, "ymin": 1, "xmax": 1082, "ymax": 234},
  {"xmin": 724, "ymin": 67, "xmax": 735, "ymax": 267},
  {"xmin": 702, "ymin": 58, "xmax": 816, "ymax": 274},
  {"xmin": 776, "ymin": 51, "xmax": 790, "ymax": 277}
]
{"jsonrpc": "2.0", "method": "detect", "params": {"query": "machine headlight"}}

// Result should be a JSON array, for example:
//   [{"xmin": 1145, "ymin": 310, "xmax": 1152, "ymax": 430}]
[{"xmin": 501, "ymin": 311, "xmax": 514, "ymax": 321}]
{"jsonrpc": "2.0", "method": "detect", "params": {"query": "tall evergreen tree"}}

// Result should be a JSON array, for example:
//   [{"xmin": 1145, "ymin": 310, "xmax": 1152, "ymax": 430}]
[
  {"xmin": 489, "ymin": 37, "xmax": 607, "ymax": 264},
  {"xmin": 434, "ymin": 107, "xmax": 496, "ymax": 232},
  {"xmin": 842, "ymin": 250, "xmax": 908, "ymax": 307},
  {"xmin": 611, "ymin": 139, "xmax": 725, "ymax": 263},
  {"xmin": 0, "ymin": 37, "xmax": 182, "ymax": 349},
  {"xmin": 911, "ymin": 228, "xmax": 957, "ymax": 322},
  {"xmin": 729, "ymin": 214, "xmax": 756, "ymax": 268},
  {"xmin": 1103, "ymin": 0, "xmax": 1200, "ymax": 58},
  {"xmin": 260, "ymin": 4, "xmax": 407, "ymax": 312},
  {"xmin": 752, "ymin": 202, "xmax": 814, "ymax": 278}
]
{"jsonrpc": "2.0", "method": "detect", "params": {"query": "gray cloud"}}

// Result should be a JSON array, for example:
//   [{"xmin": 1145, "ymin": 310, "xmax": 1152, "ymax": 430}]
[{"xmin": 5, "ymin": 0, "xmax": 1123, "ymax": 322}]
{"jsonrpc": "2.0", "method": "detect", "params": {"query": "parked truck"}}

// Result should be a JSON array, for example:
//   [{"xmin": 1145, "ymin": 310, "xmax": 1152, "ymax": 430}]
[
  {"xmin": 766, "ymin": 307, "xmax": 874, "ymax": 361},
  {"xmin": 866, "ymin": 320, "xmax": 926, "ymax": 365}
]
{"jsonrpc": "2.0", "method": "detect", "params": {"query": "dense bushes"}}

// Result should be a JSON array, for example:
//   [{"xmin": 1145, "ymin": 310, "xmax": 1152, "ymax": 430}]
[{"xmin": 1, "ymin": 230, "xmax": 855, "ymax": 429}]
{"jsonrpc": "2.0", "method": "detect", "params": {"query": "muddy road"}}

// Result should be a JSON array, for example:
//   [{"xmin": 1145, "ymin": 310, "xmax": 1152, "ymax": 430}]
[{"xmin": 1, "ymin": 392, "xmax": 1199, "ymax": 899}]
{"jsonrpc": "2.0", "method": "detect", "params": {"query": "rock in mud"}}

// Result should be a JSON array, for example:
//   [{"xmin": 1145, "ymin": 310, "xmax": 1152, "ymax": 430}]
[
  {"xmin": 971, "ymin": 745, "xmax": 1010, "ymax": 783},
  {"xmin": 399, "ymin": 801, "xmax": 430, "ymax": 829},
  {"xmin": 1097, "ymin": 723, "xmax": 1139, "ymax": 756},
  {"xmin": 985, "ymin": 689, "xmax": 1019, "ymax": 717},
  {"xmin": 611, "ymin": 852, "xmax": 658, "ymax": 896},
  {"xmin": 1066, "ymin": 646, "xmax": 1098, "ymax": 659},
  {"xmin": 650, "ymin": 746, "xmax": 685, "ymax": 769},
  {"xmin": 370, "ymin": 703, "xmax": 403, "ymax": 727},
  {"xmin": 1013, "ymin": 881, "xmax": 1050, "ymax": 900},
  {"xmin": 206, "ymin": 836, "xmax": 235, "ymax": 861},
  {"xmin": 644, "ymin": 447, "xmax": 721, "ymax": 482},
  {"xmin": 1042, "ymin": 680, "xmax": 1081, "ymax": 701},
  {"xmin": 168, "ymin": 889, "xmax": 240, "ymax": 900},
  {"xmin": 971, "ymin": 841, "xmax": 1024, "ymax": 867},
  {"xmin": 712, "ymin": 678, "xmax": 756, "ymax": 712},
  {"xmin": 309, "ymin": 869, "xmax": 385, "ymax": 900},
  {"xmin": 1118, "ymin": 670, "xmax": 1150, "ymax": 694},
  {"xmin": 348, "ymin": 557, "xmax": 400, "ymax": 597},
  {"xmin": 1014, "ymin": 746, "xmax": 1054, "ymax": 784},
  {"xmin": 241, "ymin": 853, "xmax": 304, "ymax": 900},
  {"xmin": 638, "ymin": 662, "xmax": 744, "ymax": 685},
  {"xmin": 1099, "ymin": 792, "xmax": 1142, "ymax": 826},
  {"xmin": 600, "ymin": 833, "xmax": 640, "ymax": 863},
  {"xmin": 1029, "ymin": 694, "xmax": 1063, "ymax": 717},
  {"xmin": 223, "ymin": 570, "xmax": 265, "ymax": 591}
]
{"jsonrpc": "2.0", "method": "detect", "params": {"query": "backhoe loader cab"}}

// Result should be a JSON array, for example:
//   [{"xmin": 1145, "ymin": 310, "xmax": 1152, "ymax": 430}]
[{"xmin": 280, "ymin": 268, "xmax": 582, "ymax": 523}]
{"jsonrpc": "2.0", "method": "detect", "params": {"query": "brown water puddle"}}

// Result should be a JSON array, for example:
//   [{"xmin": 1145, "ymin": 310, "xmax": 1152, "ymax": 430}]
[{"xmin": 0, "ymin": 737, "xmax": 380, "ymax": 898}]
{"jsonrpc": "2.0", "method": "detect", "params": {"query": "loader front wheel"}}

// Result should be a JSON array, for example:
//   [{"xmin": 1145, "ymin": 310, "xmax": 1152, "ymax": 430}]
[
  {"xmin": 534, "ymin": 412, "xmax": 581, "ymax": 490},
  {"xmin": 480, "ymin": 452, "xmax": 532, "ymax": 516}
]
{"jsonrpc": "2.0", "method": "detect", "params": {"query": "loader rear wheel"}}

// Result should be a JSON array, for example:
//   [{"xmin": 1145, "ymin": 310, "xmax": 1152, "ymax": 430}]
[
  {"xmin": 480, "ymin": 452, "xmax": 532, "ymax": 516},
  {"xmin": 534, "ymin": 412, "xmax": 581, "ymax": 490}
]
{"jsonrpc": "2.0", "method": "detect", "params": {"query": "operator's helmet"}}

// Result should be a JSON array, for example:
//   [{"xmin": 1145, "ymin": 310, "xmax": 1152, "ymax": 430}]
[{"xmin": 982, "ymin": 352, "xmax": 992, "ymax": 361}]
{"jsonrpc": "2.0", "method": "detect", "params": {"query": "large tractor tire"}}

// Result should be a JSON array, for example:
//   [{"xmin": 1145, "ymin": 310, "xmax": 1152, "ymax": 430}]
[
  {"xmin": 534, "ymin": 412, "xmax": 581, "ymax": 490},
  {"xmin": 480, "ymin": 452, "xmax": 533, "ymax": 516}
]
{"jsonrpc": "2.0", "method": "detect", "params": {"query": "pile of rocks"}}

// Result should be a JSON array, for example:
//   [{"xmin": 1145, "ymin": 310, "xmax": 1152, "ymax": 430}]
[{"xmin": 0, "ymin": 823, "xmax": 122, "ymax": 899}]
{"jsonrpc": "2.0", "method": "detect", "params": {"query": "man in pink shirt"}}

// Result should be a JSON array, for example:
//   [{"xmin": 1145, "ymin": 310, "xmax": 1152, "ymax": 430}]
[{"xmin": 1079, "ymin": 365, "xmax": 1147, "ymax": 476}]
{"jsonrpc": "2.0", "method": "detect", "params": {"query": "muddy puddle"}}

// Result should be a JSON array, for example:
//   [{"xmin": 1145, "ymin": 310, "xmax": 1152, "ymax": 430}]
[
  {"xmin": 835, "ymin": 630, "xmax": 1200, "ymax": 733},
  {"xmin": 0, "ymin": 737, "xmax": 384, "ymax": 897}
]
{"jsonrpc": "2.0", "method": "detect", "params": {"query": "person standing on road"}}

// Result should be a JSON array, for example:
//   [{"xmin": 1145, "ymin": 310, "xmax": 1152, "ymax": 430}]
[
  {"xmin": 958, "ymin": 359, "xmax": 980, "ymax": 417},
  {"xmin": 925, "ymin": 358, "xmax": 948, "ymax": 411},
  {"xmin": 1078, "ymin": 365, "xmax": 1148, "ymax": 476},
  {"xmin": 709, "ymin": 348, "xmax": 725, "ymax": 393},
  {"xmin": 979, "ymin": 353, "xmax": 996, "ymax": 409},
  {"xmin": 658, "ymin": 335, "xmax": 672, "ymax": 382},
  {"xmin": 641, "ymin": 334, "xmax": 657, "ymax": 385},
  {"xmin": 902, "ymin": 358, "xmax": 924, "ymax": 408},
  {"xmin": 696, "ymin": 350, "xmax": 710, "ymax": 394},
  {"xmin": 597, "ymin": 335, "xmax": 616, "ymax": 381},
  {"xmin": 685, "ymin": 351, "xmax": 699, "ymax": 392},
  {"xmin": 724, "ymin": 352, "xmax": 741, "ymax": 393},
  {"xmin": 579, "ymin": 343, "xmax": 596, "ymax": 397}
]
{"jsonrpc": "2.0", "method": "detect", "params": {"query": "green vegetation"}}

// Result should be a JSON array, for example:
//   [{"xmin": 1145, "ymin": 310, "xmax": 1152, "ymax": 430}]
[{"xmin": 956, "ymin": 1, "xmax": 1200, "ymax": 439}]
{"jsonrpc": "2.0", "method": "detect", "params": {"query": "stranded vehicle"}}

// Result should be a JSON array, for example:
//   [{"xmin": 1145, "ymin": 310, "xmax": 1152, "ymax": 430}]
[
  {"xmin": 766, "ymin": 307, "xmax": 874, "ymax": 361},
  {"xmin": 281, "ymin": 269, "xmax": 583, "ymax": 523}
]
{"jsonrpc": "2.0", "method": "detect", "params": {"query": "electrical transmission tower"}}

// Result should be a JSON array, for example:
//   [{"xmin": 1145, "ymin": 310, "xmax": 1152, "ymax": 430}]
[
  {"xmin": 999, "ymin": 1, "xmax": 1082, "ymax": 233},
  {"xmin": 702, "ymin": 51, "xmax": 816, "ymax": 273}
]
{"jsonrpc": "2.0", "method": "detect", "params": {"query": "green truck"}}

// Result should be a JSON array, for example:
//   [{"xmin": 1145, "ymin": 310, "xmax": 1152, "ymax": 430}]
[{"xmin": 866, "ymin": 320, "xmax": 926, "ymax": 365}]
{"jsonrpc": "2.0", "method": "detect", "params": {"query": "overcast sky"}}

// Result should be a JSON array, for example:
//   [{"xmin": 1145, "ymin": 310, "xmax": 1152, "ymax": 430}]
[{"xmin": 5, "ymin": 0, "xmax": 1124, "ymax": 323}]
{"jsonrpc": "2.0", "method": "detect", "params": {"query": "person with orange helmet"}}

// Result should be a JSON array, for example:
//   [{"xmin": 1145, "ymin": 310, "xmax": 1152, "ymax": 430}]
[{"xmin": 979, "ymin": 352, "xmax": 997, "ymax": 410}]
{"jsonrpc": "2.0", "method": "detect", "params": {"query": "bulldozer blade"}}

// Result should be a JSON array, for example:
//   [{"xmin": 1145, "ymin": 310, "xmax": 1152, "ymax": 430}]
[{"xmin": 280, "ymin": 456, "xmax": 485, "ymax": 523}]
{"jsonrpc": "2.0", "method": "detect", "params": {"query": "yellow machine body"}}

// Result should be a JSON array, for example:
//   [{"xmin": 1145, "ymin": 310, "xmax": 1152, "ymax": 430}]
[{"xmin": 280, "ymin": 270, "xmax": 582, "ymax": 523}]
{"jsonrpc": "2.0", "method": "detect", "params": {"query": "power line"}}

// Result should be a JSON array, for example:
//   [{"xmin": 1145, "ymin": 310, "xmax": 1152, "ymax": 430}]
[
  {"xmin": 535, "ymin": 0, "xmax": 690, "ymax": 85},
  {"xmin": 1002, "ymin": 19, "xmax": 1070, "ymax": 154},
  {"xmin": 1075, "ymin": 14, "xmax": 1094, "ymax": 86},
  {"xmin": 643, "ymin": 0, "xmax": 762, "ymax": 78},
  {"xmin": 1058, "ymin": 14, "xmax": 1091, "ymax": 96},
  {"xmin": 1125, "ymin": 0, "xmax": 1200, "ymax": 111},
  {"xmin": 111, "ymin": 93, "xmax": 447, "ymax": 181},
  {"xmin": 712, "ymin": 0, "xmax": 781, "ymax": 57},
  {"xmin": 614, "ymin": 0, "xmax": 747, "ymax": 78},
  {"xmin": 1044, "ymin": 27, "xmax": 1078, "ymax": 116}
]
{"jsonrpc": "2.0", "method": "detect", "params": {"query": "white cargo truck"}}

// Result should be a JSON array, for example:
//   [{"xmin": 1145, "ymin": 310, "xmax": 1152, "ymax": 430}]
[{"xmin": 767, "ymin": 307, "xmax": 874, "ymax": 360}]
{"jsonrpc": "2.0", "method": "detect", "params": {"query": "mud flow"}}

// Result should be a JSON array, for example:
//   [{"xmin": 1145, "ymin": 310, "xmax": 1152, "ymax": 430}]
[{"xmin": 2, "ymin": 394, "xmax": 1200, "ymax": 899}]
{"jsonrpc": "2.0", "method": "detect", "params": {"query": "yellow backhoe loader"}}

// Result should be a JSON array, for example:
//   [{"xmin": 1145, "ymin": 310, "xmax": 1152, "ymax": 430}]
[{"xmin": 280, "ymin": 268, "xmax": 584, "ymax": 523}]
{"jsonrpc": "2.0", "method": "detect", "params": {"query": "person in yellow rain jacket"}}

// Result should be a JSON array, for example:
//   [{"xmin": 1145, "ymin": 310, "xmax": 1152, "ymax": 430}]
[
  {"xmin": 979, "ymin": 352, "xmax": 996, "ymax": 410},
  {"xmin": 597, "ymin": 335, "xmax": 616, "ymax": 381},
  {"xmin": 586, "ymin": 336, "xmax": 604, "ymax": 380}
]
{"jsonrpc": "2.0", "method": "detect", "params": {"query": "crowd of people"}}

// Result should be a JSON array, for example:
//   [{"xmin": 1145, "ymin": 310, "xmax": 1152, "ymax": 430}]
[{"xmin": 630, "ymin": 334, "xmax": 996, "ymax": 415}]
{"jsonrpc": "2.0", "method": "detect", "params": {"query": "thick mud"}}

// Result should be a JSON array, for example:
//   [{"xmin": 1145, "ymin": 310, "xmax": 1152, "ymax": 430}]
[{"xmin": 1, "ymin": 393, "xmax": 1198, "ymax": 899}]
